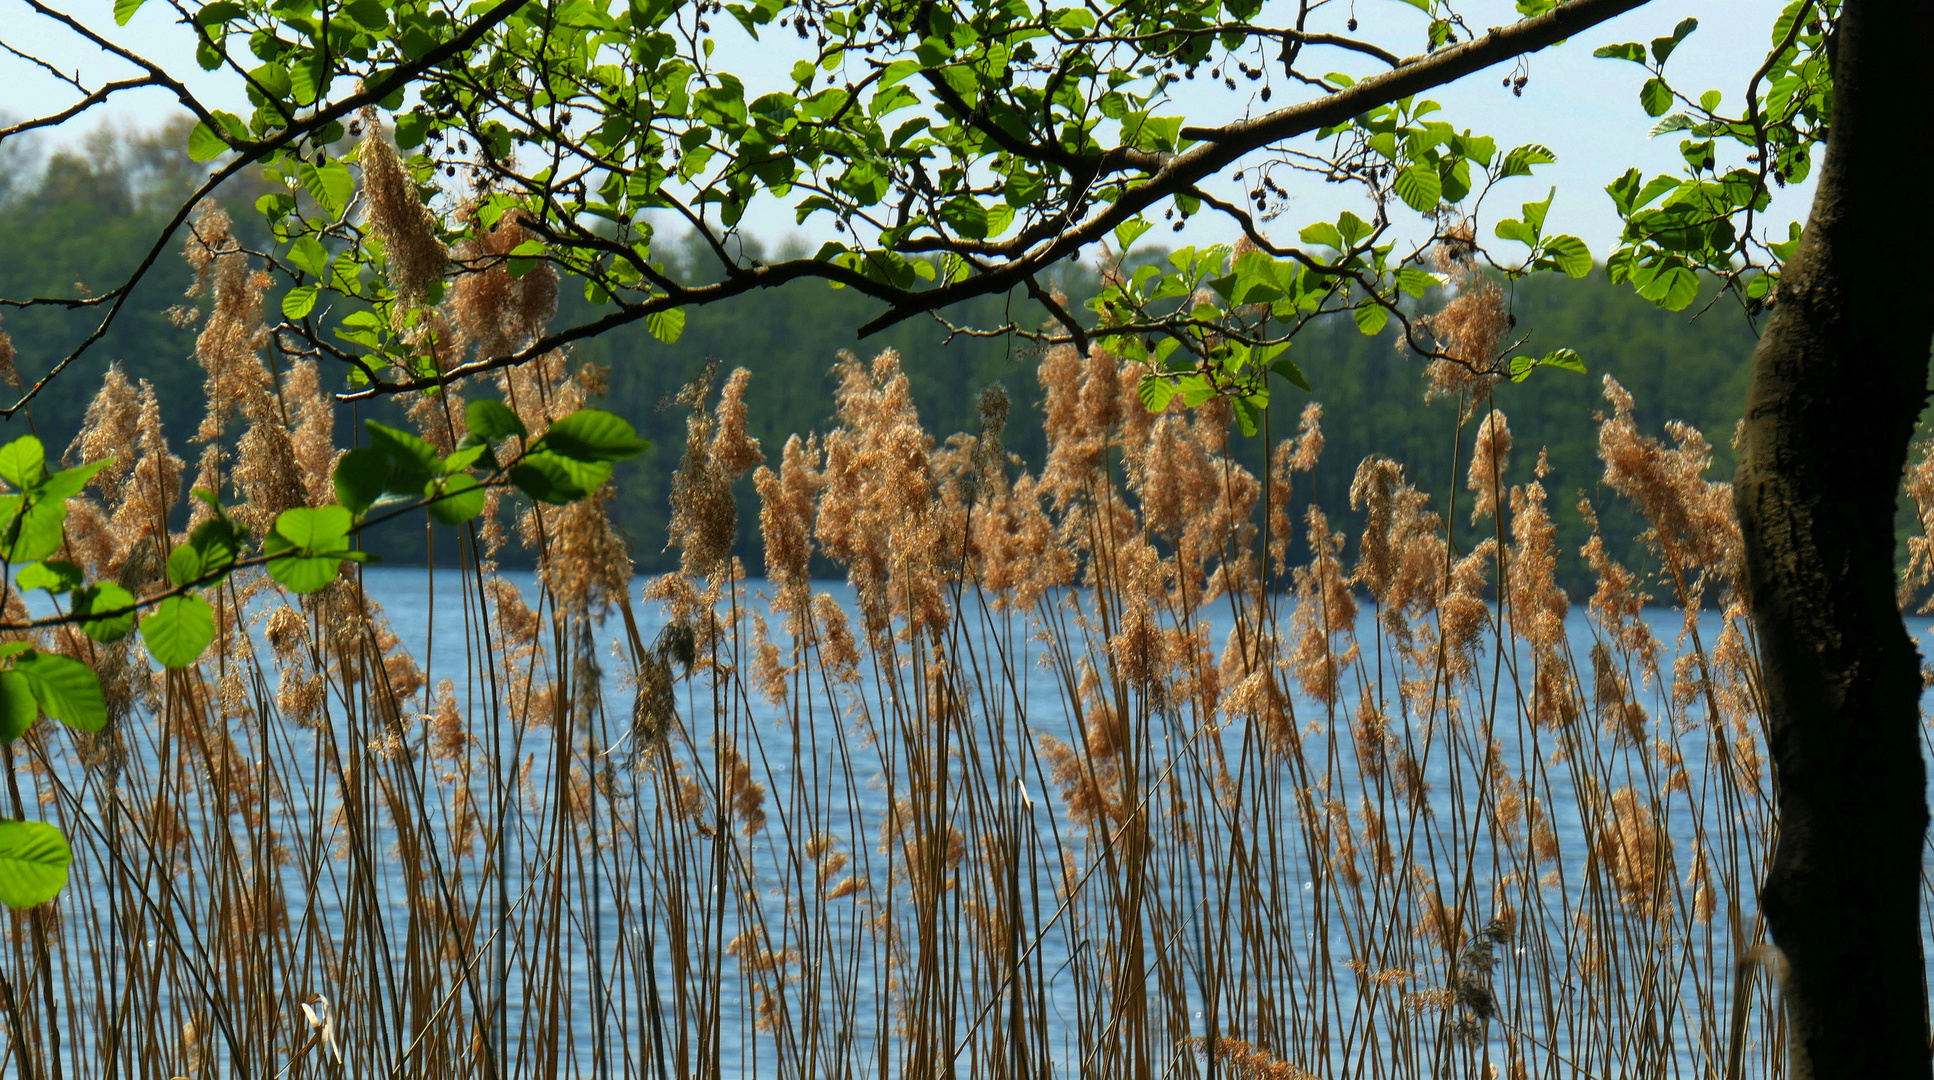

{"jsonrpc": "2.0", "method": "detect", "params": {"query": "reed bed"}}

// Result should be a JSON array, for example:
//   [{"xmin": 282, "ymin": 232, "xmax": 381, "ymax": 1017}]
[{"xmin": 0, "ymin": 215, "xmax": 1925, "ymax": 1079}]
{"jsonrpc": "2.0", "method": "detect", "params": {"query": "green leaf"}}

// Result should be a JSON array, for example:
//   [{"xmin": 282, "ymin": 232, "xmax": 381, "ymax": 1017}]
[
  {"xmin": 281, "ymin": 284, "xmax": 319, "ymax": 320},
  {"xmin": 301, "ymin": 160, "xmax": 354, "ymax": 219},
  {"xmin": 36, "ymin": 460, "xmax": 110, "ymax": 502},
  {"xmin": 0, "ymin": 672, "xmax": 36, "ymax": 744},
  {"xmin": 273, "ymin": 505, "xmax": 353, "ymax": 549},
  {"xmin": 1335, "ymin": 212, "xmax": 1371, "ymax": 248},
  {"xmin": 1605, "ymin": 167, "xmax": 1644, "ymax": 216},
  {"xmin": 1494, "ymin": 219, "xmax": 1536, "ymax": 245},
  {"xmin": 113, "ymin": 0, "xmax": 147, "ymax": 24},
  {"xmin": 364, "ymin": 421, "xmax": 440, "ymax": 493},
  {"xmin": 140, "ymin": 594, "xmax": 216, "ymax": 668},
  {"xmin": 466, "ymin": 399, "xmax": 528, "ymax": 442},
  {"xmin": 290, "ymin": 51, "xmax": 329, "ymax": 106},
  {"xmin": 1651, "ymin": 17, "xmax": 1697, "ymax": 64},
  {"xmin": 0, "ymin": 821, "xmax": 71, "ymax": 909},
  {"xmin": 333, "ymin": 448, "xmax": 393, "ymax": 517},
  {"xmin": 1136, "ymin": 376, "xmax": 1175, "ymax": 414},
  {"xmin": 426, "ymin": 474, "xmax": 486, "ymax": 525},
  {"xmin": 0, "ymin": 437, "xmax": 44, "ymax": 490},
  {"xmin": 985, "ymin": 205, "xmax": 1015, "ymax": 240},
  {"xmin": 187, "ymin": 121, "xmax": 232, "ymax": 162},
  {"xmin": 3, "ymin": 499, "xmax": 67, "ymax": 564},
  {"xmin": 167, "ymin": 544, "xmax": 203, "ymax": 588},
  {"xmin": 16, "ymin": 653, "xmax": 106, "ymax": 732},
  {"xmin": 441, "ymin": 443, "xmax": 490, "ymax": 474},
  {"xmin": 1651, "ymin": 264, "xmax": 1700, "ymax": 310},
  {"xmin": 1539, "ymin": 347, "xmax": 1586, "ymax": 373},
  {"xmin": 394, "ymin": 111, "xmax": 429, "ymax": 151},
  {"xmin": 264, "ymin": 539, "xmax": 347, "ymax": 594},
  {"xmin": 1639, "ymin": 78, "xmax": 1673, "ymax": 117},
  {"xmin": 506, "ymin": 239, "xmax": 547, "ymax": 278},
  {"xmin": 172, "ymin": 520, "xmax": 238, "ymax": 587},
  {"xmin": 195, "ymin": 1, "xmax": 244, "ymax": 25},
  {"xmin": 1541, "ymin": 235, "xmax": 1593, "ymax": 278},
  {"xmin": 1114, "ymin": 217, "xmax": 1152, "ymax": 251},
  {"xmin": 1521, "ymin": 188, "xmax": 1555, "ymax": 232},
  {"xmin": 1392, "ymin": 163, "xmax": 1442, "ymax": 213},
  {"xmin": 1298, "ymin": 222, "xmax": 1344, "ymax": 250},
  {"xmin": 14, "ymin": 561, "xmax": 82, "ymax": 595},
  {"xmin": 1353, "ymin": 298, "xmax": 1390, "ymax": 336},
  {"xmin": 74, "ymin": 583, "xmax": 135, "ymax": 644},
  {"xmin": 1498, "ymin": 144, "xmax": 1556, "ymax": 179},
  {"xmin": 537, "ymin": 411, "xmax": 651, "ymax": 462},
  {"xmin": 1270, "ymin": 356, "xmax": 1311, "ymax": 391},
  {"xmin": 1592, "ymin": 41, "xmax": 1646, "ymax": 63},
  {"xmin": 646, "ymin": 308, "xmax": 687, "ymax": 344},
  {"xmin": 287, "ymin": 235, "xmax": 331, "ymax": 278},
  {"xmin": 1396, "ymin": 267, "xmax": 1442, "ymax": 297},
  {"xmin": 509, "ymin": 452, "xmax": 613, "ymax": 505}
]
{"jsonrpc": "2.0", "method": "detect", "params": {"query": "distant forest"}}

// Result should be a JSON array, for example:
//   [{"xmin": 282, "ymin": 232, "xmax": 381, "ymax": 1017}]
[{"xmin": 0, "ymin": 122, "xmax": 1806, "ymax": 599}]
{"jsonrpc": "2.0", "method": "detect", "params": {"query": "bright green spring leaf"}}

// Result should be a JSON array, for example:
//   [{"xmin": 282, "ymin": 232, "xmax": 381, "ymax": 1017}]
[
  {"xmin": 1639, "ymin": 78, "xmax": 1673, "ymax": 117},
  {"xmin": 467, "ymin": 399, "xmax": 528, "ymax": 442},
  {"xmin": 0, "ymin": 437, "xmax": 44, "ymax": 490},
  {"xmin": 1270, "ymin": 356, "xmax": 1311, "ymax": 391},
  {"xmin": 509, "ymin": 453, "xmax": 613, "ymax": 505},
  {"xmin": 287, "ymin": 236, "xmax": 330, "ymax": 278},
  {"xmin": 365, "ymin": 421, "xmax": 440, "ymax": 494},
  {"xmin": 16, "ymin": 653, "xmax": 106, "ymax": 732},
  {"xmin": 274, "ymin": 505, "xmax": 354, "ymax": 549},
  {"xmin": 281, "ymin": 284, "xmax": 320, "ymax": 320},
  {"xmin": 1353, "ymin": 298, "xmax": 1391, "ymax": 336},
  {"xmin": 140, "ymin": 594, "xmax": 218, "ymax": 669},
  {"xmin": 264, "ymin": 547, "xmax": 348, "ymax": 594},
  {"xmin": 1540, "ymin": 347, "xmax": 1586, "ymax": 374},
  {"xmin": 1541, "ymin": 234, "xmax": 1593, "ymax": 278},
  {"xmin": 74, "ymin": 583, "xmax": 136, "ymax": 644},
  {"xmin": 0, "ymin": 821, "xmax": 71, "ymax": 909},
  {"xmin": 187, "ymin": 121, "xmax": 232, "ymax": 162},
  {"xmin": 166, "ymin": 545, "xmax": 204, "ymax": 588},
  {"xmin": 300, "ymin": 160, "xmax": 355, "ymax": 218},
  {"xmin": 1592, "ymin": 41, "xmax": 1646, "ymax": 63},
  {"xmin": 1498, "ymin": 144, "xmax": 1556, "ymax": 179},
  {"xmin": 37, "ymin": 459, "xmax": 111, "ymax": 503},
  {"xmin": 0, "ymin": 672, "xmax": 35, "ymax": 744},
  {"xmin": 646, "ymin": 307, "xmax": 687, "ymax": 344},
  {"xmin": 538, "ymin": 411, "xmax": 652, "ymax": 463},
  {"xmin": 3, "ymin": 499, "xmax": 67, "ymax": 564},
  {"xmin": 1137, "ymin": 375, "xmax": 1176, "ymax": 414},
  {"xmin": 1651, "ymin": 17, "xmax": 1698, "ymax": 64},
  {"xmin": 426, "ymin": 474, "xmax": 487, "ymax": 525},
  {"xmin": 14, "ymin": 561, "xmax": 83, "ymax": 595},
  {"xmin": 333, "ymin": 448, "xmax": 393, "ymax": 517},
  {"xmin": 1392, "ymin": 162, "xmax": 1442, "ymax": 213}
]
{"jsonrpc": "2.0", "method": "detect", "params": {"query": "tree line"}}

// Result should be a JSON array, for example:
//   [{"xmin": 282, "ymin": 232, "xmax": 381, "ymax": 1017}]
[{"xmin": 2, "ymin": 122, "xmax": 1767, "ymax": 598}]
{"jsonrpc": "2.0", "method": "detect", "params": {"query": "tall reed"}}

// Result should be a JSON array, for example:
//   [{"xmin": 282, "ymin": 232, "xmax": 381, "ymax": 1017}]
[{"xmin": 0, "ymin": 218, "xmax": 1909, "ymax": 1079}]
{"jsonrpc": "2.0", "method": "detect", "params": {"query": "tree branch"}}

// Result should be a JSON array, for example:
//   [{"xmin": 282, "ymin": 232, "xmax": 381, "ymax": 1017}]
[{"xmin": 853, "ymin": 0, "xmax": 1656, "ymax": 336}]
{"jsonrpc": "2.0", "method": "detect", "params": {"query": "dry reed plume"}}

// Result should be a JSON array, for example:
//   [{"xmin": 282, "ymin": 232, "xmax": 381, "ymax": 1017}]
[{"xmin": 0, "ymin": 235, "xmax": 1901, "ymax": 1080}]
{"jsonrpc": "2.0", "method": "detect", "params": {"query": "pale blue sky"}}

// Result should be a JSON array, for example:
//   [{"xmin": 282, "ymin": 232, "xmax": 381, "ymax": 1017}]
[{"xmin": 0, "ymin": 0, "xmax": 1803, "ymax": 257}]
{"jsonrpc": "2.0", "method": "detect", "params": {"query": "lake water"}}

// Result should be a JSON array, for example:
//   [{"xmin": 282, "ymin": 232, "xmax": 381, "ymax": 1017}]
[{"xmin": 24, "ymin": 567, "xmax": 1934, "ymax": 1077}]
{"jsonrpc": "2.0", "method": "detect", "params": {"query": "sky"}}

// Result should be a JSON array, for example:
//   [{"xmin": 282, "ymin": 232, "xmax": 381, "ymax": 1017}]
[{"xmin": 0, "ymin": 0, "xmax": 1806, "ymax": 257}]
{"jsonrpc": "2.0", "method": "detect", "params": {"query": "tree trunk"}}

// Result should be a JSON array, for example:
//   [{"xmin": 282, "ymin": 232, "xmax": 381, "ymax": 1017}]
[{"xmin": 1734, "ymin": 1, "xmax": 1934, "ymax": 1076}]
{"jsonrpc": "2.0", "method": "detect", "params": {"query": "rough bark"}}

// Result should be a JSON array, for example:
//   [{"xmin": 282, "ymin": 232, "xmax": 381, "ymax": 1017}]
[{"xmin": 1734, "ymin": 0, "xmax": 1934, "ymax": 1076}]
